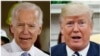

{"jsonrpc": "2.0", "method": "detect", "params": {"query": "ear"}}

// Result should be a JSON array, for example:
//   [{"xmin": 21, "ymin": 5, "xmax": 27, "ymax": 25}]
[
  {"xmin": 60, "ymin": 24, "xmax": 64, "ymax": 35},
  {"xmin": 91, "ymin": 22, "xmax": 93, "ymax": 29},
  {"xmin": 37, "ymin": 26, "xmax": 42, "ymax": 35},
  {"xmin": 90, "ymin": 23, "xmax": 93, "ymax": 34},
  {"xmin": 9, "ymin": 25, "xmax": 14, "ymax": 38},
  {"xmin": 10, "ymin": 25, "xmax": 14, "ymax": 35}
]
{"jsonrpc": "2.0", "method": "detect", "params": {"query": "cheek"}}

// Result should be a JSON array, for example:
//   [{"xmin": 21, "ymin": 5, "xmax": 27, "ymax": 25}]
[
  {"xmin": 85, "ymin": 25, "xmax": 92, "ymax": 33},
  {"xmin": 80, "ymin": 26, "xmax": 92, "ymax": 40},
  {"xmin": 85, "ymin": 29, "xmax": 91, "ymax": 37},
  {"xmin": 13, "ymin": 28, "xmax": 22, "ymax": 37},
  {"xmin": 62, "ymin": 26, "xmax": 73, "ymax": 41},
  {"xmin": 31, "ymin": 31, "xmax": 38, "ymax": 43},
  {"xmin": 63, "ymin": 27, "xmax": 72, "ymax": 36},
  {"xmin": 31, "ymin": 29, "xmax": 39, "ymax": 37}
]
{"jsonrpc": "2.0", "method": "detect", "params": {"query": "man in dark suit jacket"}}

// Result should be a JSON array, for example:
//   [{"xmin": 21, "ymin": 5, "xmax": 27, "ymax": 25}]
[
  {"xmin": 51, "ymin": 2, "xmax": 100, "ymax": 56},
  {"xmin": 51, "ymin": 42, "xmax": 99, "ymax": 56}
]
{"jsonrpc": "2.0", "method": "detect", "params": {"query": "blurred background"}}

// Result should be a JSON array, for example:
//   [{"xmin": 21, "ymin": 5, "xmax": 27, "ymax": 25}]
[
  {"xmin": 1, "ymin": 1, "xmax": 50, "ymax": 54},
  {"xmin": 51, "ymin": 1, "xmax": 100, "ymax": 47}
]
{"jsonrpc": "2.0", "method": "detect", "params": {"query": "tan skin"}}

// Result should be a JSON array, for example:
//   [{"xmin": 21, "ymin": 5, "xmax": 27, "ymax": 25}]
[
  {"xmin": 10, "ymin": 9, "xmax": 42, "ymax": 51},
  {"xmin": 61, "ymin": 12, "xmax": 93, "ymax": 51}
]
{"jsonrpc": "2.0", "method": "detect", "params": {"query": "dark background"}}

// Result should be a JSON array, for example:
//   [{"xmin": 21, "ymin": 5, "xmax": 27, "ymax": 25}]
[{"xmin": 1, "ymin": 1, "xmax": 50, "ymax": 53}]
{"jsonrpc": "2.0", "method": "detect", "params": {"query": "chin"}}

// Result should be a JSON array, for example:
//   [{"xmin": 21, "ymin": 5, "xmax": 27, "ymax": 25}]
[
  {"xmin": 70, "ymin": 43, "xmax": 84, "ymax": 51},
  {"xmin": 20, "ymin": 44, "xmax": 31, "ymax": 51},
  {"xmin": 21, "ymin": 46, "xmax": 31, "ymax": 51},
  {"xmin": 73, "ymin": 42, "xmax": 83, "ymax": 47}
]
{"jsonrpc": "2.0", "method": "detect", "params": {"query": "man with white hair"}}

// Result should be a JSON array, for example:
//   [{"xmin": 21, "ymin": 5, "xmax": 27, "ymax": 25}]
[
  {"xmin": 2, "ymin": 2, "xmax": 49, "ymax": 56},
  {"xmin": 51, "ymin": 2, "xmax": 100, "ymax": 56}
]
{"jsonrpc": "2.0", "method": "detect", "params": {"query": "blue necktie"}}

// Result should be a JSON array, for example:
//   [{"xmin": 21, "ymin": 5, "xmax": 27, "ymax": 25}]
[
  {"xmin": 21, "ymin": 52, "xmax": 31, "ymax": 56},
  {"xmin": 72, "ymin": 52, "xmax": 80, "ymax": 56}
]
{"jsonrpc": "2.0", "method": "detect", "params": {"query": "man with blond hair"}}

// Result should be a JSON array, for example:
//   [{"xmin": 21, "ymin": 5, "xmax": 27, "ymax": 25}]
[{"xmin": 51, "ymin": 2, "xmax": 100, "ymax": 56}]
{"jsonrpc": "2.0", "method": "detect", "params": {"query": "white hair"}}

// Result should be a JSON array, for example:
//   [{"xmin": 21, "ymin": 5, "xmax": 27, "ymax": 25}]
[
  {"xmin": 60, "ymin": 2, "xmax": 93, "ymax": 22},
  {"xmin": 11, "ymin": 2, "xmax": 43, "ymax": 26}
]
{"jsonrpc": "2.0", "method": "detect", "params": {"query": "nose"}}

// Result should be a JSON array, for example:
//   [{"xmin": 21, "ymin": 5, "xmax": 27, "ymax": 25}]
[
  {"xmin": 23, "ymin": 25, "xmax": 29, "ymax": 34},
  {"xmin": 73, "ymin": 23, "xmax": 79, "ymax": 33}
]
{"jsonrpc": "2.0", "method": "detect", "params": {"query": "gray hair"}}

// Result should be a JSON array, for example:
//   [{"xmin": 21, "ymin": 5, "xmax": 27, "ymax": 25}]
[
  {"xmin": 60, "ymin": 2, "xmax": 93, "ymax": 22},
  {"xmin": 11, "ymin": 2, "xmax": 43, "ymax": 26}
]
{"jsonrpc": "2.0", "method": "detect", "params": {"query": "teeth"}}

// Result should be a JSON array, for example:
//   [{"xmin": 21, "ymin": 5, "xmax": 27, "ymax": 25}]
[{"xmin": 72, "ymin": 36, "xmax": 81, "ymax": 39}]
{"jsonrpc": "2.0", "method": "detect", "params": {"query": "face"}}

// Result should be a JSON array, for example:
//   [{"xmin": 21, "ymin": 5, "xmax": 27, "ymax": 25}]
[
  {"xmin": 61, "ymin": 12, "xmax": 92, "ymax": 51},
  {"xmin": 11, "ymin": 9, "xmax": 41, "ymax": 51}
]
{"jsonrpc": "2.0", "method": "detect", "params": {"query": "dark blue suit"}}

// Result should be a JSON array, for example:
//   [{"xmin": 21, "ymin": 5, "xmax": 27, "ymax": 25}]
[{"xmin": 51, "ymin": 41, "xmax": 100, "ymax": 56}]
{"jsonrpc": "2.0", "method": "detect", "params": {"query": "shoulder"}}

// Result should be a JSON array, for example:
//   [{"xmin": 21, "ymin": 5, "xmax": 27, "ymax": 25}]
[
  {"xmin": 1, "ymin": 47, "xmax": 10, "ymax": 56},
  {"xmin": 51, "ymin": 43, "xmax": 66, "ymax": 51},
  {"xmin": 51, "ymin": 43, "xmax": 67, "ymax": 56},
  {"xmin": 2, "ymin": 43, "xmax": 12, "ymax": 52},
  {"xmin": 90, "ymin": 41, "xmax": 100, "ymax": 50},
  {"xmin": 34, "ymin": 46, "xmax": 49, "ymax": 56},
  {"xmin": 2, "ymin": 43, "xmax": 11, "ymax": 47},
  {"xmin": 1, "ymin": 43, "xmax": 12, "ymax": 56},
  {"xmin": 90, "ymin": 41, "xmax": 100, "ymax": 48},
  {"xmin": 88, "ymin": 41, "xmax": 100, "ymax": 55}
]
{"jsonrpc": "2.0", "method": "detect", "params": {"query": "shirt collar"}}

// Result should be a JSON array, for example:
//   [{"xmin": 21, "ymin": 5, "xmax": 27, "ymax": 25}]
[
  {"xmin": 11, "ymin": 39, "xmax": 35, "ymax": 56},
  {"xmin": 27, "ymin": 45, "xmax": 35, "ymax": 56},
  {"xmin": 79, "ymin": 43, "xmax": 90, "ymax": 56},
  {"xmin": 66, "ymin": 43, "xmax": 90, "ymax": 56},
  {"xmin": 11, "ymin": 39, "xmax": 23, "ymax": 52}
]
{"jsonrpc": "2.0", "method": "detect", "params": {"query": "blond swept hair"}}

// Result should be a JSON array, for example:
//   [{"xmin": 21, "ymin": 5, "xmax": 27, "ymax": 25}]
[{"xmin": 60, "ymin": 2, "xmax": 93, "ymax": 22}]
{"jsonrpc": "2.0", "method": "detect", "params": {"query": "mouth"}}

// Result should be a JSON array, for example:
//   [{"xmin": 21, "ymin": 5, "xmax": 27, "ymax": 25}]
[
  {"xmin": 71, "ymin": 36, "xmax": 81, "ymax": 42},
  {"xmin": 19, "ymin": 37, "xmax": 32, "ymax": 41},
  {"xmin": 72, "ymin": 36, "xmax": 81, "ymax": 39}
]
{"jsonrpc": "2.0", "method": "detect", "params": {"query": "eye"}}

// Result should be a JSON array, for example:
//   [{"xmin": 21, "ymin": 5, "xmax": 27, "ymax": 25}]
[
  {"xmin": 66, "ymin": 21, "xmax": 74, "ymax": 25},
  {"xmin": 78, "ymin": 21, "xmax": 86, "ymax": 27},
  {"xmin": 79, "ymin": 21, "xmax": 85, "ymax": 24},
  {"xmin": 29, "ymin": 24, "xmax": 35, "ymax": 28},
  {"xmin": 17, "ymin": 24, "xmax": 24, "ymax": 26},
  {"xmin": 66, "ymin": 21, "xmax": 74, "ymax": 27}
]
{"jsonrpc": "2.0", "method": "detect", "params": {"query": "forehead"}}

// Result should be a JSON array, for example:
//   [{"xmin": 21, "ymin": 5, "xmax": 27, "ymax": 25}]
[
  {"xmin": 62, "ymin": 12, "xmax": 91, "ymax": 21},
  {"xmin": 17, "ymin": 9, "xmax": 37, "ymax": 17},
  {"xmin": 15, "ymin": 9, "xmax": 38, "ymax": 23}
]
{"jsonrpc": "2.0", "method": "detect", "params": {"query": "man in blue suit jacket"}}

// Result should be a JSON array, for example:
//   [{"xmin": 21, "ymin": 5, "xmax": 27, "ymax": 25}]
[
  {"xmin": 51, "ymin": 2, "xmax": 100, "ymax": 56},
  {"xmin": 51, "ymin": 42, "xmax": 99, "ymax": 56}
]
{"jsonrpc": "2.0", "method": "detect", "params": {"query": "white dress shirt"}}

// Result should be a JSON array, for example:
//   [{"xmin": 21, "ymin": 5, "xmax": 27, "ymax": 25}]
[
  {"xmin": 2, "ymin": 39, "xmax": 49, "ymax": 56},
  {"xmin": 66, "ymin": 43, "xmax": 90, "ymax": 56}
]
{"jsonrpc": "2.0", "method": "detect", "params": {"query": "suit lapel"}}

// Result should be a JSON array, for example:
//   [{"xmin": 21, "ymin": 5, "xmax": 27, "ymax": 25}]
[
  {"xmin": 61, "ymin": 43, "xmax": 67, "ymax": 56},
  {"xmin": 58, "ymin": 43, "xmax": 67, "ymax": 56},
  {"xmin": 87, "ymin": 42, "xmax": 99, "ymax": 56}
]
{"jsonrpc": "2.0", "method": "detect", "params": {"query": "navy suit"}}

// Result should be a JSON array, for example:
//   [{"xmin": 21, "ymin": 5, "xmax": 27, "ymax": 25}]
[{"xmin": 51, "ymin": 41, "xmax": 100, "ymax": 56}]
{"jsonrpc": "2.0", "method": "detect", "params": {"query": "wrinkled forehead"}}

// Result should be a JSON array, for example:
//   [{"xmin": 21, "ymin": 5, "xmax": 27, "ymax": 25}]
[
  {"xmin": 12, "ymin": 9, "xmax": 39, "ymax": 25},
  {"xmin": 15, "ymin": 8, "xmax": 38, "ymax": 18},
  {"xmin": 14, "ymin": 9, "xmax": 39, "ymax": 21}
]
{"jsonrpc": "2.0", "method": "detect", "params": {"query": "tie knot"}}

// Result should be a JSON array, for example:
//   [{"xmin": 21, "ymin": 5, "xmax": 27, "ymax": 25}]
[
  {"xmin": 72, "ymin": 52, "xmax": 80, "ymax": 56},
  {"xmin": 21, "ymin": 52, "xmax": 31, "ymax": 56}
]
